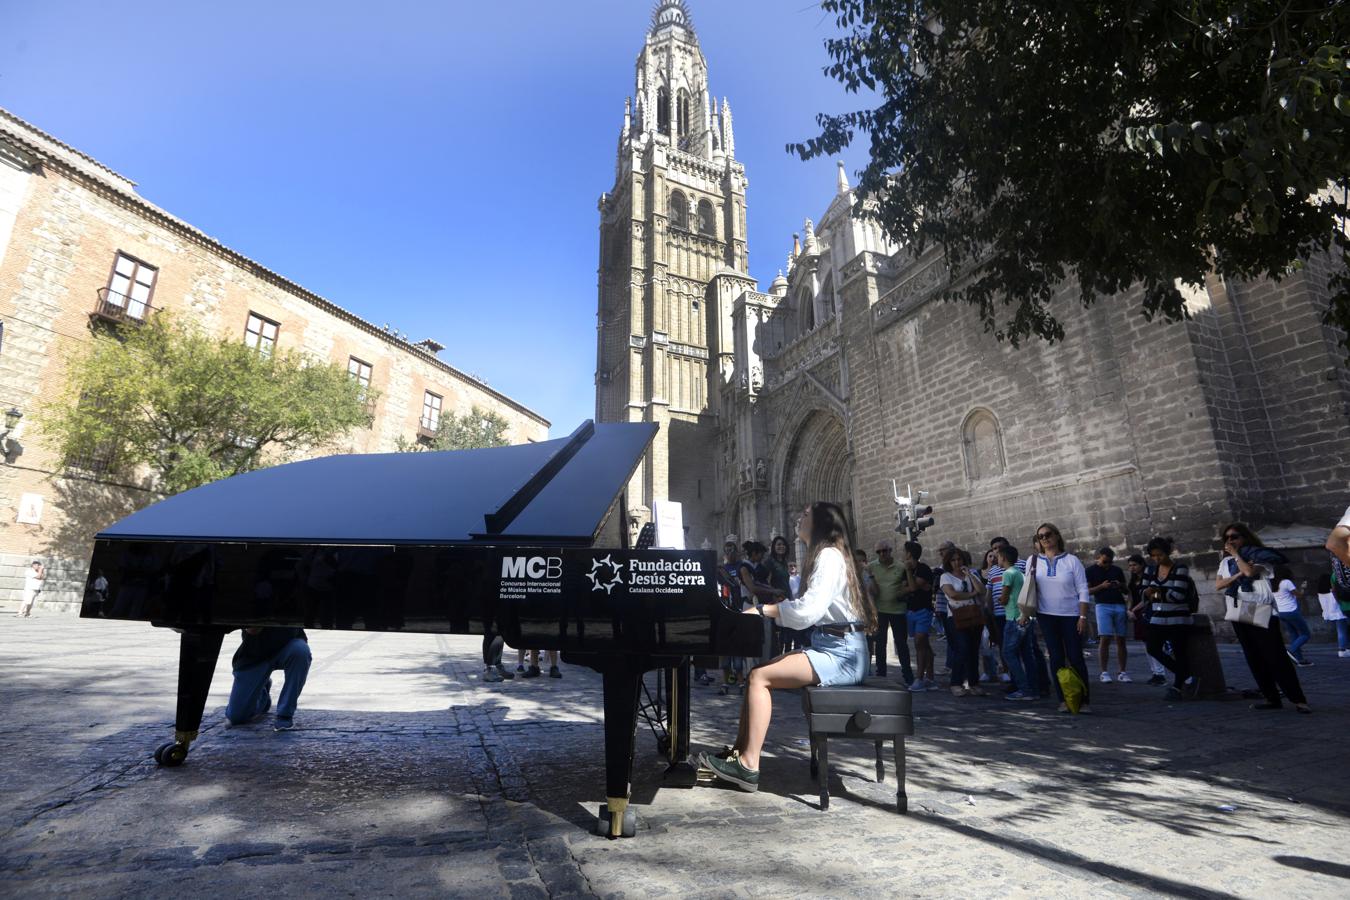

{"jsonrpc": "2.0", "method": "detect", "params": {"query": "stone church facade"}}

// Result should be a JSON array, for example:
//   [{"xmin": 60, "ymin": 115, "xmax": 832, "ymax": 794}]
[
  {"xmin": 0, "ymin": 107, "xmax": 549, "ymax": 612},
  {"xmin": 599, "ymin": 2, "xmax": 1349, "ymax": 604}
]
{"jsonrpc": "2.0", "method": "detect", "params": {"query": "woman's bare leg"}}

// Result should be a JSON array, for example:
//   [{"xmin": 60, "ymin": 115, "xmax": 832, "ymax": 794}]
[{"xmin": 738, "ymin": 652, "xmax": 818, "ymax": 771}]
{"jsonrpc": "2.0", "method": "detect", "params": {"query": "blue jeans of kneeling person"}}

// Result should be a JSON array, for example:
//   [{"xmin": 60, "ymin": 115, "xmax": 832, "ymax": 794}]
[{"xmin": 225, "ymin": 638, "xmax": 312, "ymax": 724}]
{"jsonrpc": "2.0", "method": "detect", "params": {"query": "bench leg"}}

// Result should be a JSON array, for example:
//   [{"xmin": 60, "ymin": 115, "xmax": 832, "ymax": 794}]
[
  {"xmin": 874, "ymin": 739, "xmax": 885, "ymax": 783},
  {"xmin": 818, "ymin": 735, "xmax": 830, "ymax": 811},
  {"xmin": 809, "ymin": 733, "xmax": 819, "ymax": 780},
  {"xmin": 894, "ymin": 737, "xmax": 908, "ymax": 814}
]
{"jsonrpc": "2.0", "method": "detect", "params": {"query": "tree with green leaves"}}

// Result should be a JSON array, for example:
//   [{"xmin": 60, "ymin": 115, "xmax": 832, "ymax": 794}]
[
  {"xmin": 792, "ymin": 1, "xmax": 1349, "ymax": 348},
  {"xmin": 41, "ymin": 313, "xmax": 373, "ymax": 495},
  {"xmin": 395, "ymin": 406, "xmax": 510, "ymax": 453}
]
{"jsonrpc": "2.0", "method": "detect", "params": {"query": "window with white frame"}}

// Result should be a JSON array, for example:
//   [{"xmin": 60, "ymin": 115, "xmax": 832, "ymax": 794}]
[{"xmin": 244, "ymin": 312, "xmax": 279, "ymax": 357}]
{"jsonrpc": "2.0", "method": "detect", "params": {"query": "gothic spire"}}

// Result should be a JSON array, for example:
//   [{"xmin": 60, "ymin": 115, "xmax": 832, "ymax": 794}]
[{"xmin": 650, "ymin": 0, "xmax": 695, "ymax": 37}]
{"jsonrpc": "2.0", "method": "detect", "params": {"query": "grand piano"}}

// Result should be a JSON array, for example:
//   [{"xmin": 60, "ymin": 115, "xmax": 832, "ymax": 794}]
[{"xmin": 81, "ymin": 420, "xmax": 764, "ymax": 838}]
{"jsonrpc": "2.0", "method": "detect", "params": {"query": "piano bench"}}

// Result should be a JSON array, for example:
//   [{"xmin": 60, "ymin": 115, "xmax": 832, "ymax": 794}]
[{"xmin": 801, "ymin": 678, "xmax": 914, "ymax": 813}]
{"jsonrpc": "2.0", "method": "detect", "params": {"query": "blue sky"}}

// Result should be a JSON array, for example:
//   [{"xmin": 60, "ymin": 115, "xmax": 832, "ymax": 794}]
[{"xmin": 0, "ymin": 1, "xmax": 872, "ymax": 434}]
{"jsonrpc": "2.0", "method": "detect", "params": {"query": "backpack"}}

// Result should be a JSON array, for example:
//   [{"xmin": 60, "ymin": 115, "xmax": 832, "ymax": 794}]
[{"xmin": 1332, "ymin": 556, "xmax": 1350, "ymax": 607}]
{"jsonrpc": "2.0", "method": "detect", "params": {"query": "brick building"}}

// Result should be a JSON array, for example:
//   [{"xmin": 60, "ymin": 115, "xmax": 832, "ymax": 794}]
[
  {"xmin": 598, "ymin": 3, "xmax": 1349, "ymax": 620},
  {"xmin": 0, "ymin": 107, "xmax": 549, "ymax": 612}
]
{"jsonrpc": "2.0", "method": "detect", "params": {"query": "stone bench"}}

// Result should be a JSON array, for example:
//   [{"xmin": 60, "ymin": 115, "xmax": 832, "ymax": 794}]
[{"xmin": 801, "ymin": 678, "xmax": 914, "ymax": 812}]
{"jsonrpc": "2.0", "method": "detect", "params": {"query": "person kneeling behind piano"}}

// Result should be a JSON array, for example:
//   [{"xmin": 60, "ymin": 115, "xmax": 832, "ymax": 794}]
[
  {"xmin": 224, "ymin": 627, "xmax": 312, "ymax": 732},
  {"xmin": 700, "ymin": 501, "xmax": 877, "ymax": 792}
]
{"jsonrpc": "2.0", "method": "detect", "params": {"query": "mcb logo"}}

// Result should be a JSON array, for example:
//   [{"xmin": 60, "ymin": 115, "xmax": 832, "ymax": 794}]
[
  {"xmin": 501, "ymin": 556, "xmax": 562, "ymax": 579},
  {"xmin": 587, "ymin": 554, "xmax": 623, "ymax": 594}
]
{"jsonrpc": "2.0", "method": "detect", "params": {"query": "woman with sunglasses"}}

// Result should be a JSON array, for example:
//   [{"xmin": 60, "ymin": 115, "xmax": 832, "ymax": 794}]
[
  {"xmin": 1027, "ymin": 523, "xmax": 1092, "ymax": 713},
  {"xmin": 1216, "ymin": 523, "xmax": 1310, "ymax": 713},
  {"xmin": 700, "ymin": 501, "xmax": 877, "ymax": 792}
]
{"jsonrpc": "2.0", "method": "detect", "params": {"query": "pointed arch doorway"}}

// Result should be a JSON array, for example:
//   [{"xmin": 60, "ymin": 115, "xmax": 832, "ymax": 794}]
[{"xmin": 779, "ymin": 409, "xmax": 854, "ymax": 552}]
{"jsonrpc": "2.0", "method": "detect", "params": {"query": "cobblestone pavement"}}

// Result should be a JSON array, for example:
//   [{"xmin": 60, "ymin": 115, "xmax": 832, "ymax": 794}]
[{"xmin": 1, "ymin": 617, "xmax": 1347, "ymax": 898}]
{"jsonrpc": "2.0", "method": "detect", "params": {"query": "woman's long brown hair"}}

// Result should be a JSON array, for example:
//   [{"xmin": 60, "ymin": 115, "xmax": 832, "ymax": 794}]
[{"xmin": 799, "ymin": 501, "xmax": 877, "ymax": 633}]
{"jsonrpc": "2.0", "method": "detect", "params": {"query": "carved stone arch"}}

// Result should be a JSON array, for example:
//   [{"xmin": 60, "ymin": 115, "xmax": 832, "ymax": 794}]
[
  {"xmin": 669, "ymin": 189, "xmax": 688, "ymax": 231},
  {"xmin": 961, "ymin": 407, "xmax": 1006, "ymax": 484},
  {"xmin": 795, "ymin": 283, "xmax": 815, "ymax": 333},
  {"xmin": 697, "ymin": 198, "xmax": 715, "ymax": 237},
  {"xmin": 774, "ymin": 407, "xmax": 854, "ymax": 548},
  {"xmin": 656, "ymin": 86, "xmax": 671, "ymax": 135}
]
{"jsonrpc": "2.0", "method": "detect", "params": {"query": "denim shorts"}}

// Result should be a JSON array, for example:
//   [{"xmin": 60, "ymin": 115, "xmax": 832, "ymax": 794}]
[
  {"xmin": 1095, "ymin": 604, "xmax": 1128, "ymax": 637},
  {"xmin": 803, "ymin": 630, "xmax": 869, "ymax": 687},
  {"xmin": 906, "ymin": 608, "xmax": 934, "ymax": 635}
]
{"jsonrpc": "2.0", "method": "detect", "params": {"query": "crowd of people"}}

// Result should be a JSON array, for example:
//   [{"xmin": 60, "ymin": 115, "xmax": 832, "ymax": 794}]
[
  {"xmin": 708, "ymin": 518, "xmax": 1348, "ymax": 717},
  {"xmin": 699, "ymin": 506, "xmax": 1350, "ymax": 793}
]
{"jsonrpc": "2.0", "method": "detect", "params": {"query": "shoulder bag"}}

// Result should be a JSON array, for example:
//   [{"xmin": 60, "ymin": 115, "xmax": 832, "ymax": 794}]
[
  {"xmin": 1019, "ymin": 557, "xmax": 1039, "ymax": 616},
  {"xmin": 1222, "ymin": 558, "xmax": 1274, "ymax": 628}
]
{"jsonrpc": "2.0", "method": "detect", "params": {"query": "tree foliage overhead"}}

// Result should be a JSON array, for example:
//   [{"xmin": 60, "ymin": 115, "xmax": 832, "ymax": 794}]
[
  {"xmin": 395, "ymin": 406, "xmax": 511, "ymax": 453},
  {"xmin": 791, "ymin": 1, "xmax": 1350, "ymax": 348},
  {"xmin": 41, "ymin": 314, "xmax": 373, "ymax": 495}
]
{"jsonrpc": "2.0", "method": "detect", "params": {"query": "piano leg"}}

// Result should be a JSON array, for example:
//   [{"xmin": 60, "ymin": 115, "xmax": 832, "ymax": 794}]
[
  {"xmin": 597, "ymin": 662, "xmax": 641, "ymax": 839},
  {"xmin": 661, "ymin": 661, "xmax": 698, "ymax": 788},
  {"xmin": 155, "ymin": 628, "xmax": 226, "ymax": 767}
]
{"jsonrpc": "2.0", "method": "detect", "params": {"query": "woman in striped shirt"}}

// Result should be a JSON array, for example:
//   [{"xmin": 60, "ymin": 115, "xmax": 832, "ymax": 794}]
[{"xmin": 1141, "ymin": 537, "xmax": 1194, "ymax": 699}]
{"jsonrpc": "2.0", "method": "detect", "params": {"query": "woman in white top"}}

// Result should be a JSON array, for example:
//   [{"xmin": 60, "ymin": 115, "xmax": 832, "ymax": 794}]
[
  {"xmin": 1272, "ymin": 567, "xmax": 1312, "ymax": 665},
  {"xmin": 700, "ymin": 501, "xmax": 876, "ymax": 792},
  {"xmin": 939, "ymin": 547, "xmax": 987, "ymax": 696},
  {"xmin": 1026, "ymin": 523, "xmax": 1092, "ymax": 713},
  {"xmin": 1314, "ymin": 573, "xmax": 1348, "ymax": 656}
]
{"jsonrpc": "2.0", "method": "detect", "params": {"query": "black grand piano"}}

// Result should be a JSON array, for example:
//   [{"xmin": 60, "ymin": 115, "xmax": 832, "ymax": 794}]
[{"xmin": 80, "ymin": 421, "xmax": 764, "ymax": 838}]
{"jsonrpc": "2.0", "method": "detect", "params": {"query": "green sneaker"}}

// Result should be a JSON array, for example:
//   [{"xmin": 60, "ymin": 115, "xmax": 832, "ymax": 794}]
[{"xmin": 700, "ymin": 750, "xmax": 760, "ymax": 792}]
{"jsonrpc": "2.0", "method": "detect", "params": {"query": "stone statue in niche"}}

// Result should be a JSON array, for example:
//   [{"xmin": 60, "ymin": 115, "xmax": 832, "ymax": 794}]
[
  {"xmin": 750, "ymin": 365, "xmax": 763, "ymax": 392},
  {"xmin": 755, "ymin": 458, "xmax": 767, "ymax": 486},
  {"xmin": 741, "ymin": 463, "xmax": 753, "ymax": 488}
]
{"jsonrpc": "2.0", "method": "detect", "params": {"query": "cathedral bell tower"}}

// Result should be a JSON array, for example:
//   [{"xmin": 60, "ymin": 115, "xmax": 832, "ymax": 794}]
[{"xmin": 595, "ymin": 0, "xmax": 750, "ymax": 547}]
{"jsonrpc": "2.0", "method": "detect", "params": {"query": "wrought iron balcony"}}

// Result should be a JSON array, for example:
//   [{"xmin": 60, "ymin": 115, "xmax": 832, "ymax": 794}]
[{"xmin": 91, "ymin": 288, "xmax": 154, "ymax": 326}]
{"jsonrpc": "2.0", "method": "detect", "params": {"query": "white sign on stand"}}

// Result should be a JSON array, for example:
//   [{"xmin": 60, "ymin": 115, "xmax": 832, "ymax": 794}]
[{"xmin": 652, "ymin": 500, "xmax": 685, "ymax": 550}]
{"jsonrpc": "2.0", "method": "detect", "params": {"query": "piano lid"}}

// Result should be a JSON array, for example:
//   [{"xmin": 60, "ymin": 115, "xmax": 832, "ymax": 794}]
[{"xmin": 95, "ymin": 421, "xmax": 656, "ymax": 546}]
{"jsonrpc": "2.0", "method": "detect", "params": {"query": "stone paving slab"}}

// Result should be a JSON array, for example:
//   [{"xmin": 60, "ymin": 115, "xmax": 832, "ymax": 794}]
[{"xmin": 1, "ymin": 617, "xmax": 1347, "ymax": 898}]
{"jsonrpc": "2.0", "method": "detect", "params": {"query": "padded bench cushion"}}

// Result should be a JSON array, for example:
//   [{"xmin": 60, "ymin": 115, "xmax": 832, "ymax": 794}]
[{"xmin": 802, "ymin": 681, "xmax": 913, "ymax": 717}]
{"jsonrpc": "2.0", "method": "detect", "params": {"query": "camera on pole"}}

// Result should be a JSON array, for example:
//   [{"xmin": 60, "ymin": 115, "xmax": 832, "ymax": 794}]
[{"xmin": 892, "ymin": 481, "xmax": 934, "ymax": 542}]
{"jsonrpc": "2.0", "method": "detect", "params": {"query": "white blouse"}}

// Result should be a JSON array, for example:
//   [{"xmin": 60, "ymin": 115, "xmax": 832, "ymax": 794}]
[
  {"xmin": 1027, "ymin": 552, "xmax": 1088, "ymax": 617},
  {"xmin": 776, "ymin": 547, "xmax": 860, "ymax": 630}
]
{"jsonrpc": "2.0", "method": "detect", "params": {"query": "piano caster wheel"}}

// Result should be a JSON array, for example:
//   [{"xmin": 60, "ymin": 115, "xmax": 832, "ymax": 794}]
[
  {"xmin": 595, "ymin": 804, "xmax": 636, "ymax": 839},
  {"xmin": 155, "ymin": 742, "xmax": 188, "ymax": 767}
]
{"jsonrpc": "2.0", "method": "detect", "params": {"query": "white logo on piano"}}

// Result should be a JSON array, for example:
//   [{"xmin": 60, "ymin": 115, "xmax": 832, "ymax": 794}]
[{"xmin": 587, "ymin": 554, "xmax": 624, "ymax": 594}]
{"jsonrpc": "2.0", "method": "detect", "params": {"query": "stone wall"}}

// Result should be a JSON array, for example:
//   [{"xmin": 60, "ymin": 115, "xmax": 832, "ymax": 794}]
[{"xmin": 0, "ymin": 111, "xmax": 549, "ymax": 614}]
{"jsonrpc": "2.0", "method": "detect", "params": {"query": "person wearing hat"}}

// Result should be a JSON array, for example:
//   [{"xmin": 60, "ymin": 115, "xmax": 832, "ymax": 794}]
[{"xmin": 868, "ymin": 539, "xmax": 914, "ymax": 684}]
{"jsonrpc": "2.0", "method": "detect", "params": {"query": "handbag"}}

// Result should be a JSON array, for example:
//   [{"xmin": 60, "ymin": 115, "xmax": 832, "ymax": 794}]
[
  {"xmin": 1020, "ymin": 556, "xmax": 1039, "ymax": 616},
  {"xmin": 1222, "ymin": 562, "xmax": 1274, "ymax": 628},
  {"xmin": 952, "ymin": 600, "xmax": 985, "ymax": 630}
]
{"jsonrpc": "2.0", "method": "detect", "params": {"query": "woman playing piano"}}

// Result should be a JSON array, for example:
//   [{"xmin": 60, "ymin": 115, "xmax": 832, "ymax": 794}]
[{"xmin": 700, "ymin": 501, "xmax": 876, "ymax": 792}]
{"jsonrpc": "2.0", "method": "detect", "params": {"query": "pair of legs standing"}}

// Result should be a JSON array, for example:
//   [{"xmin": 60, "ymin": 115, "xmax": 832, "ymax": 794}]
[
  {"xmin": 873, "ymin": 611, "xmax": 914, "ymax": 684},
  {"xmin": 1145, "ymin": 623, "xmax": 1190, "ymax": 693},
  {"xmin": 948, "ymin": 625, "xmax": 983, "ymax": 693},
  {"xmin": 1002, "ymin": 619, "xmax": 1047, "ymax": 697},
  {"xmin": 1096, "ymin": 604, "xmax": 1129, "ymax": 680},
  {"xmin": 1233, "ymin": 620, "xmax": 1309, "ymax": 710},
  {"xmin": 907, "ymin": 609, "xmax": 935, "ymax": 685},
  {"xmin": 1038, "ymin": 613, "xmax": 1091, "ymax": 709}
]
